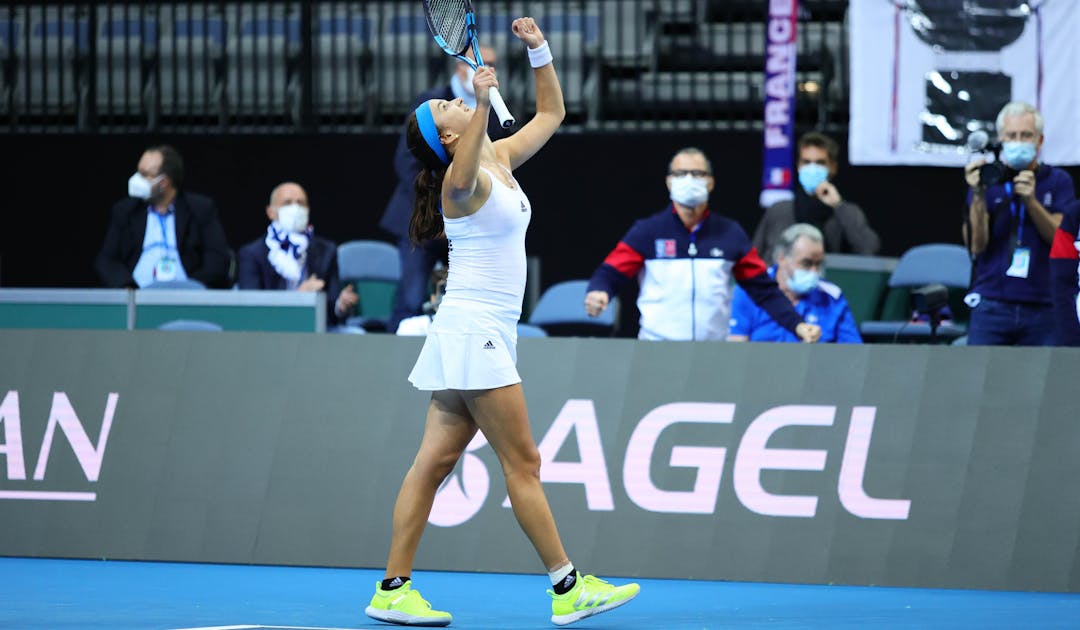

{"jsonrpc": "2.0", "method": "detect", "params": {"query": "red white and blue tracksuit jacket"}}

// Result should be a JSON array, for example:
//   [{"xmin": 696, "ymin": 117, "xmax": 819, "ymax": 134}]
[
  {"xmin": 1049, "ymin": 200, "xmax": 1080, "ymax": 345},
  {"xmin": 587, "ymin": 206, "xmax": 803, "ymax": 340}
]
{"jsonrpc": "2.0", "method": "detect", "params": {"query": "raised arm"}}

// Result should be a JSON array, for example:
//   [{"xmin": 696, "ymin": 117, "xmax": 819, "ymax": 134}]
[
  {"xmin": 495, "ymin": 18, "xmax": 566, "ymax": 170},
  {"xmin": 442, "ymin": 68, "xmax": 499, "ymax": 212}
]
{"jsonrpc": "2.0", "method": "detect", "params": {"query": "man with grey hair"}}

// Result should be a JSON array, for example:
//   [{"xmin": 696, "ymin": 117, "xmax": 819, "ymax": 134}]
[
  {"xmin": 585, "ymin": 147, "xmax": 821, "ymax": 342},
  {"xmin": 237, "ymin": 182, "xmax": 358, "ymax": 324},
  {"xmin": 729, "ymin": 223, "xmax": 861, "ymax": 343},
  {"xmin": 963, "ymin": 101, "xmax": 1076, "ymax": 345}
]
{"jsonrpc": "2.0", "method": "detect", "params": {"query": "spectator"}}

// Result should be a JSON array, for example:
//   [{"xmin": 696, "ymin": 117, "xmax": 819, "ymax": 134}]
[
  {"xmin": 1049, "ymin": 199, "xmax": 1080, "ymax": 346},
  {"xmin": 236, "ymin": 182, "xmax": 358, "ymax": 324},
  {"xmin": 584, "ymin": 147, "xmax": 821, "ymax": 343},
  {"xmin": 753, "ymin": 132, "xmax": 880, "ymax": 265},
  {"xmin": 963, "ymin": 101, "xmax": 1076, "ymax": 346},
  {"xmin": 380, "ymin": 45, "xmax": 510, "ymax": 333},
  {"xmin": 729, "ymin": 223, "xmax": 861, "ymax": 343},
  {"xmin": 95, "ymin": 145, "xmax": 231, "ymax": 288},
  {"xmin": 395, "ymin": 263, "xmax": 447, "ymax": 336}
]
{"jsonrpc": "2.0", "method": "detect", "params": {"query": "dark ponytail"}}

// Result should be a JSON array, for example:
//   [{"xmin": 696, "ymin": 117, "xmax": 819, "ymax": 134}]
[{"xmin": 405, "ymin": 112, "xmax": 450, "ymax": 245}]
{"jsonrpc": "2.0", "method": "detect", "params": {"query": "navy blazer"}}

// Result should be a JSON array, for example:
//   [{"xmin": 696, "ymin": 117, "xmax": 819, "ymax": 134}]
[
  {"xmin": 379, "ymin": 84, "xmax": 511, "ymax": 238},
  {"xmin": 95, "ymin": 191, "xmax": 232, "ymax": 288},
  {"xmin": 236, "ymin": 234, "xmax": 344, "ymax": 324}
]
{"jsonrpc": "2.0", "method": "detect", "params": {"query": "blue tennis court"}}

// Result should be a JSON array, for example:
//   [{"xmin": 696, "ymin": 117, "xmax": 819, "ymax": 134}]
[{"xmin": 4, "ymin": 557, "xmax": 1078, "ymax": 629}]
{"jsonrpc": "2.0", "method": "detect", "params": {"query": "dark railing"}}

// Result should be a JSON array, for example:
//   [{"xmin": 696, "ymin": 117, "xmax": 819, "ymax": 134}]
[{"xmin": 0, "ymin": 0, "xmax": 849, "ymax": 134}]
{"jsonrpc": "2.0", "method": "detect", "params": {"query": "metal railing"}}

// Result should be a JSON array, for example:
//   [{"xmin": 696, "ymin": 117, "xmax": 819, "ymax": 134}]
[{"xmin": 0, "ymin": 0, "xmax": 850, "ymax": 133}]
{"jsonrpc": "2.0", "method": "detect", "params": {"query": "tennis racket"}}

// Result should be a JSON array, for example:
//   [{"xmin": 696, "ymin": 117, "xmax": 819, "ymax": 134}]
[{"xmin": 421, "ymin": 0, "xmax": 515, "ymax": 128}]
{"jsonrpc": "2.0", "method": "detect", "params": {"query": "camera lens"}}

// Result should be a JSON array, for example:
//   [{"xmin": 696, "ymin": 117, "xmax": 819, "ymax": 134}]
[{"xmin": 979, "ymin": 162, "xmax": 1005, "ymax": 188}]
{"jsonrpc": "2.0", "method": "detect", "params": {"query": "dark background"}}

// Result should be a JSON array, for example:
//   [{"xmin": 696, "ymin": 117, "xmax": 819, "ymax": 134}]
[{"xmin": 3, "ymin": 130, "xmax": 1077, "ymax": 292}]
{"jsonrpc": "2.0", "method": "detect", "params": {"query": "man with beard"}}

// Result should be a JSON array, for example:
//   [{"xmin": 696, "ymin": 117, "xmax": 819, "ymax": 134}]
[
  {"xmin": 96, "ymin": 145, "xmax": 232, "ymax": 288},
  {"xmin": 752, "ymin": 132, "xmax": 880, "ymax": 265}
]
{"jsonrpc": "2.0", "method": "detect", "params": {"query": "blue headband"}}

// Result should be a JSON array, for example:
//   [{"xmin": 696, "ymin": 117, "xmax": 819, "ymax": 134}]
[{"xmin": 414, "ymin": 101, "xmax": 449, "ymax": 165}]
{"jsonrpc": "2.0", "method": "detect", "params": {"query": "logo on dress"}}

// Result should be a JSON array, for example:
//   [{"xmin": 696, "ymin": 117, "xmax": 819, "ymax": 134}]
[
  {"xmin": 521, "ymin": 201, "xmax": 529, "ymax": 212},
  {"xmin": 655, "ymin": 239, "xmax": 677, "ymax": 258},
  {"xmin": 483, "ymin": 340, "xmax": 495, "ymax": 349}
]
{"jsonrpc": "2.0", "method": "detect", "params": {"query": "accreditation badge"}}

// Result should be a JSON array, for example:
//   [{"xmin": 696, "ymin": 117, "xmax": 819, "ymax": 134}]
[
  {"xmin": 1005, "ymin": 247, "xmax": 1030, "ymax": 279},
  {"xmin": 154, "ymin": 256, "xmax": 179, "ymax": 282}
]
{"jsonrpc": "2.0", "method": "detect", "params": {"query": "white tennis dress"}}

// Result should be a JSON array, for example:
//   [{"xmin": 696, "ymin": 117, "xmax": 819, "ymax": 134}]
[{"xmin": 409, "ymin": 164, "xmax": 532, "ymax": 391}]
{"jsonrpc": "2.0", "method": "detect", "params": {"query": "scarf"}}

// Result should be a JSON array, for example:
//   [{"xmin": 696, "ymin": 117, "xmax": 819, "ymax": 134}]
[
  {"xmin": 793, "ymin": 185, "xmax": 834, "ymax": 228},
  {"xmin": 265, "ymin": 222, "xmax": 310, "ymax": 286}
]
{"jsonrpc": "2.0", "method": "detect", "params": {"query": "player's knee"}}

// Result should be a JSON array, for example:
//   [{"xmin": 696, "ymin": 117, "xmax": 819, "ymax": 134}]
[
  {"xmin": 504, "ymin": 447, "xmax": 542, "ymax": 480},
  {"xmin": 414, "ymin": 449, "xmax": 462, "ymax": 484}
]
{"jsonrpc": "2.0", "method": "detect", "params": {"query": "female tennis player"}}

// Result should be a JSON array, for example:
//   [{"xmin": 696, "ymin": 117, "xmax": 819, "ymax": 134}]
[{"xmin": 365, "ymin": 17, "xmax": 639, "ymax": 628}]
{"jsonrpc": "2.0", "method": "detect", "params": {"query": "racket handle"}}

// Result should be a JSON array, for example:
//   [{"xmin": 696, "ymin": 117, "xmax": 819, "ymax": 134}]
[{"xmin": 488, "ymin": 86, "xmax": 515, "ymax": 128}]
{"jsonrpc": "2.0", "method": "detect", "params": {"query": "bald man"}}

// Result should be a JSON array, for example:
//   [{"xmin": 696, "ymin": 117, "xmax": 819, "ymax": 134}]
[{"xmin": 237, "ymin": 182, "xmax": 358, "ymax": 323}]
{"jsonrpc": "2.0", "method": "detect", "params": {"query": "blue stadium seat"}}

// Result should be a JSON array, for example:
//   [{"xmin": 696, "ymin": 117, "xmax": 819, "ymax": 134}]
[
  {"xmin": 228, "ymin": 13, "xmax": 302, "ymax": 116},
  {"xmin": 142, "ymin": 278, "xmax": 208, "ymax": 290},
  {"xmin": 528, "ymin": 279, "xmax": 618, "ymax": 337},
  {"xmin": 160, "ymin": 12, "xmax": 227, "ymax": 116},
  {"xmin": 516, "ymin": 323, "xmax": 549, "ymax": 338},
  {"xmin": 157, "ymin": 318, "xmax": 223, "ymax": 332},
  {"xmin": 0, "ymin": 18, "xmax": 20, "ymax": 114},
  {"xmin": 338, "ymin": 239, "xmax": 401, "ymax": 331},
  {"xmin": 28, "ymin": 12, "xmax": 90, "ymax": 110},
  {"xmin": 95, "ymin": 13, "xmax": 158, "ymax": 111},
  {"xmin": 859, "ymin": 244, "xmax": 971, "ymax": 343},
  {"xmin": 376, "ymin": 11, "xmax": 441, "ymax": 113},
  {"xmin": 315, "ymin": 12, "xmax": 374, "ymax": 115}
]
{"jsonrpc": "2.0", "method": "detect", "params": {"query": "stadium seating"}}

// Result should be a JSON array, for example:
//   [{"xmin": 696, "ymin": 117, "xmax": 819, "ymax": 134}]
[
  {"xmin": 337, "ymin": 239, "xmax": 400, "ymax": 331},
  {"xmin": 159, "ymin": 9, "xmax": 227, "ymax": 117},
  {"xmin": 859, "ymin": 244, "xmax": 972, "ymax": 343},
  {"xmin": 157, "ymin": 318, "xmax": 224, "ymax": 331},
  {"xmin": 528, "ymin": 279, "xmax": 618, "ymax": 337}
]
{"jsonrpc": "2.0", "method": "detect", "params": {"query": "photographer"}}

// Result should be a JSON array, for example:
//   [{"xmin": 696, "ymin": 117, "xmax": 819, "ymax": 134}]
[{"xmin": 964, "ymin": 102, "xmax": 1076, "ymax": 346}]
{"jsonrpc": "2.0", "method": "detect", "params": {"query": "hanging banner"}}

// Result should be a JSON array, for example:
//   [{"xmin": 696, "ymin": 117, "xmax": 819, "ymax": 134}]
[
  {"xmin": 849, "ymin": 0, "xmax": 1080, "ymax": 166},
  {"xmin": 760, "ymin": 0, "xmax": 799, "ymax": 208}
]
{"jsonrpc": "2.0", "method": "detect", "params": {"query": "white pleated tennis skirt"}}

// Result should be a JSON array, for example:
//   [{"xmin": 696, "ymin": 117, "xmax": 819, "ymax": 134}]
[{"xmin": 408, "ymin": 321, "xmax": 521, "ymax": 391}]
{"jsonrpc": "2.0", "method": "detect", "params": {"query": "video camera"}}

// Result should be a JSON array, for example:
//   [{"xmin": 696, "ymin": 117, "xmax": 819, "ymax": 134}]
[{"xmin": 966, "ymin": 129, "xmax": 1016, "ymax": 188}]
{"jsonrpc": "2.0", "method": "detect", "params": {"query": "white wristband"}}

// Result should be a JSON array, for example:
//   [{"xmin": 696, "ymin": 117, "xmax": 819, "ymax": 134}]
[{"xmin": 528, "ymin": 41, "xmax": 553, "ymax": 68}]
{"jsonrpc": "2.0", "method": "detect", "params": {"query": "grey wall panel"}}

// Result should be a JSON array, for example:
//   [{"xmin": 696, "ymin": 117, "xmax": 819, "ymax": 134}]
[{"xmin": 0, "ymin": 331, "xmax": 1078, "ymax": 592}]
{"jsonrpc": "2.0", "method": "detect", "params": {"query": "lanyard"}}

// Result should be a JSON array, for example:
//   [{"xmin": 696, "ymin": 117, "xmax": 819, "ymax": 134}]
[
  {"xmin": 156, "ymin": 213, "xmax": 172, "ymax": 252},
  {"xmin": 1004, "ymin": 182, "xmax": 1025, "ymax": 246}
]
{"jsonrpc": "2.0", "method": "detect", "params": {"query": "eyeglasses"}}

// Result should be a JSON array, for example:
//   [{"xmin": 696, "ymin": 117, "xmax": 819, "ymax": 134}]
[{"xmin": 669, "ymin": 169, "xmax": 711, "ymax": 178}]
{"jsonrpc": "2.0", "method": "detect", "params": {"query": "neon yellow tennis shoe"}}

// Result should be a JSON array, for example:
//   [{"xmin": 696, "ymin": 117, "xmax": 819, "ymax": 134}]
[
  {"xmin": 365, "ymin": 580, "xmax": 452, "ymax": 627},
  {"xmin": 548, "ymin": 573, "xmax": 640, "ymax": 626}
]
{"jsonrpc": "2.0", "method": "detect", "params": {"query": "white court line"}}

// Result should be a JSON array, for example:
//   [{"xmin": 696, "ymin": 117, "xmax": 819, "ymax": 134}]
[{"xmin": 170, "ymin": 626, "xmax": 374, "ymax": 630}]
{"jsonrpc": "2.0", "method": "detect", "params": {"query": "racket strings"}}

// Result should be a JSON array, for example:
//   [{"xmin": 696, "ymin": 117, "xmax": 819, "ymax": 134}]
[{"xmin": 427, "ymin": 0, "xmax": 471, "ymax": 54}]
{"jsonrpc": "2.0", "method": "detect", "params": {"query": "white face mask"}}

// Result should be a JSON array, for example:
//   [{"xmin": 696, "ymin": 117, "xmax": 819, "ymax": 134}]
[
  {"xmin": 128, "ymin": 172, "xmax": 162, "ymax": 200},
  {"xmin": 669, "ymin": 175, "xmax": 709, "ymax": 208},
  {"xmin": 462, "ymin": 66, "xmax": 476, "ymax": 96},
  {"xmin": 275, "ymin": 203, "xmax": 310, "ymax": 234}
]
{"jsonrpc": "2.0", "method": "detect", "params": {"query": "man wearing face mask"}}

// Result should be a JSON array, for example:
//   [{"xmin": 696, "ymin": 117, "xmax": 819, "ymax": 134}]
[
  {"xmin": 95, "ymin": 145, "xmax": 231, "ymax": 288},
  {"xmin": 729, "ymin": 224, "xmax": 861, "ymax": 343},
  {"xmin": 379, "ymin": 45, "xmax": 510, "ymax": 333},
  {"xmin": 236, "ymin": 182, "xmax": 358, "ymax": 324},
  {"xmin": 585, "ymin": 147, "xmax": 821, "ymax": 342},
  {"xmin": 963, "ymin": 101, "xmax": 1077, "ymax": 346},
  {"xmin": 752, "ymin": 132, "xmax": 880, "ymax": 265}
]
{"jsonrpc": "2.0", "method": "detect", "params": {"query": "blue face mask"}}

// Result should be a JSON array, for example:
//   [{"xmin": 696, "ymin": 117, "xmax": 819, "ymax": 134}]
[
  {"xmin": 1001, "ymin": 141, "xmax": 1037, "ymax": 170},
  {"xmin": 788, "ymin": 268, "xmax": 821, "ymax": 294},
  {"xmin": 798, "ymin": 163, "xmax": 829, "ymax": 195}
]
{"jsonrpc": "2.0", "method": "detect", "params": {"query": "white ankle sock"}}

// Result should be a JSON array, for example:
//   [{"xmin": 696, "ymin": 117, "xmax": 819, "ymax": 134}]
[{"xmin": 548, "ymin": 562, "xmax": 575, "ymax": 587}]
